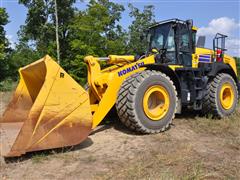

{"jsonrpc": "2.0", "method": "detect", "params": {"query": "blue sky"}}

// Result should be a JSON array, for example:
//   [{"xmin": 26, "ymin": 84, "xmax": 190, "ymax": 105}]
[{"xmin": 1, "ymin": 0, "xmax": 240, "ymax": 56}]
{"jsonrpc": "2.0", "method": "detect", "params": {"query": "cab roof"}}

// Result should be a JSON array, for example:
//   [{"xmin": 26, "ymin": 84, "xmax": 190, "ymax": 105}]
[{"xmin": 149, "ymin": 18, "xmax": 198, "ymax": 31}]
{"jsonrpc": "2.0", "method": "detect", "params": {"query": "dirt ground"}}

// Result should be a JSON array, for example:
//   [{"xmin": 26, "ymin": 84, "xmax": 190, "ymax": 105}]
[{"xmin": 0, "ymin": 91, "xmax": 240, "ymax": 180}]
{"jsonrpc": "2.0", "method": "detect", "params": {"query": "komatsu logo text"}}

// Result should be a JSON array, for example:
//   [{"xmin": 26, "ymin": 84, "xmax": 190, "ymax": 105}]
[{"xmin": 118, "ymin": 62, "xmax": 144, "ymax": 77}]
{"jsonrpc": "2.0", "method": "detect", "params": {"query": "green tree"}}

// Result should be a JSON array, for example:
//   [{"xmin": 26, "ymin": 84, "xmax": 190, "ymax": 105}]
[
  {"xmin": 0, "ymin": 8, "xmax": 9, "ymax": 81},
  {"xmin": 18, "ymin": 0, "xmax": 76, "ymax": 62},
  {"xmin": 16, "ymin": 0, "xmax": 126, "ymax": 84},
  {"xmin": 67, "ymin": 0, "xmax": 127, "ymax": 84},
  {"xmin": 8, "ymin": 42, "xmax": 42, "ymax": 80},
  {"xmin": 127, "ymin": 4, "xmax": 155, "ymax": 55}
]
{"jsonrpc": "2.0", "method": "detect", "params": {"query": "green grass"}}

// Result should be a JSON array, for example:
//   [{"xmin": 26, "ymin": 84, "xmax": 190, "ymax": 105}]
[
  {"xmin": 188, "ymin": 104, "xmax": 240, "ymax": 137},
  {"xmin": 0, "ymin": 79, "xmax": 17, "ymax": 92},
  {"xmin": 31, "ymin": 153, "xmax": 50, "ymax": 164},
  {"xmin": 235, "ymin": 57, "xmax": 240, "ymax": 79}
]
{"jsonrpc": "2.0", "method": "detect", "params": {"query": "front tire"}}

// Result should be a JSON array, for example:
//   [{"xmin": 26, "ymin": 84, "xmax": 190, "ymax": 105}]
[{"xmin": 116, "ymin": 70, "xmax": 178, "ymax": 134}]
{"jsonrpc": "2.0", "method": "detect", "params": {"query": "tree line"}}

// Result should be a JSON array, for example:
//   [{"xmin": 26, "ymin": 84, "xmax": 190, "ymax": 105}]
[{"xmin": 0, "ymin": 0, "xmax": 155, "ymax": 86}]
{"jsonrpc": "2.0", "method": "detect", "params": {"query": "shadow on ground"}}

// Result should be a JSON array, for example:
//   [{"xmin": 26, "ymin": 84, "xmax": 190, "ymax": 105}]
[{"xmin": 4, "ymin": 137, "xmax": 94, "ymax": 164}]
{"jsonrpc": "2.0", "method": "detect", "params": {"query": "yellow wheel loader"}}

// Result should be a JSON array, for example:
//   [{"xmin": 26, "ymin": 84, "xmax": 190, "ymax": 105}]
[{"xmin": 1, "ymin": 19, "xmax": 239, "ymax": 157}]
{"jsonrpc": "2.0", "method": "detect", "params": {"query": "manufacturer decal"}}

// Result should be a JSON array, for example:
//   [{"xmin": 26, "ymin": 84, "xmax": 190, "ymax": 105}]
[{"xmin": 118, "ymin": 62, "xmax": 144, "ymax": 77}]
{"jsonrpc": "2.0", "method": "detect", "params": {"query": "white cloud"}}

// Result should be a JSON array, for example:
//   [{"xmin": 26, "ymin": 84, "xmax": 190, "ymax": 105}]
[
  {"xmin": 6, "ymin": 34, "xmax": 15, "ymax": 49},
  {"xmin": 197, "ymin": 17, "xmax": 240, "ymax": 57},
  {"xmin": 226, "ymin": 38, "xmax": 240, "ymax": 57},
  {"xmin": 198, "ymin": 17, "xmax": 239, "ymax": 36}
]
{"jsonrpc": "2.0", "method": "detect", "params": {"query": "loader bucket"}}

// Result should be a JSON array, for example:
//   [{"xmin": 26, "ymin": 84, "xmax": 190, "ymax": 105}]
[{"xmin": 0, "ymin": 55, "xmax": 93, "ymax": 157}]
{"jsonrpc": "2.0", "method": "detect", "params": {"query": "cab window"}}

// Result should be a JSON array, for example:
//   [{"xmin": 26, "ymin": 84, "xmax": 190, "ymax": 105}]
[{"xmin": 179, "ymin": 30, "xmax": 191, "ymax": 53}]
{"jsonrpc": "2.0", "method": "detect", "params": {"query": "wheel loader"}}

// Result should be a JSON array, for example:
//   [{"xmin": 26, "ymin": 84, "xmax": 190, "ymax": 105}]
[{"xmin": 1, "ymin": 19, "xmax": 239, "ymax": 157}]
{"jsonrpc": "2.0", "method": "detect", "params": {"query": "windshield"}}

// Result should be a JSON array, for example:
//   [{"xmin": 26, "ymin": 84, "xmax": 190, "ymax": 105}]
[{"xmin": 148, "ymin": 23, "xmax": 174, "ymax": 51}]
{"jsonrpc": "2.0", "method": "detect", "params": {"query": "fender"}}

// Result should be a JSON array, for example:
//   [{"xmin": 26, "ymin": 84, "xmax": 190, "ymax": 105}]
[
  {"xmin": 208, "ymin": 62, "xmax": 238, "ymax": 81},
  {"xmin": 208, "ymin": 62, "xmax": 239, "ymax": 94},
  {"xmin": 143, "ymin": 64, "xmax": 181, "ymax": 97}
]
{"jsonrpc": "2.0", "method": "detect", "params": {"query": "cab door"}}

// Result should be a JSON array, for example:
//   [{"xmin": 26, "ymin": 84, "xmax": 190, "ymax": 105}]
[{"xmin": 177, "ymin": 24, "xmax": 193, "ymax": 67}]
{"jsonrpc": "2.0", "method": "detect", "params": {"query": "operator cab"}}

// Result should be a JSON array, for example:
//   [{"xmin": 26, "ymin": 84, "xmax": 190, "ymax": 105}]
[{"xmin": 147, "ymin": 19, "xmax": 196, "ymax": 67}]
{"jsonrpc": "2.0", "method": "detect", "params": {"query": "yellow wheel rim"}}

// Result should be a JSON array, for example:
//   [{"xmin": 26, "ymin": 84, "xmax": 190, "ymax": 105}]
[
  {"xmin": 220, "ymin": 83, "xmax": 235, "ymax": 110},
  {"xmin": 143, "ymin": 85, "xmax": 170, "ymax": 121}
]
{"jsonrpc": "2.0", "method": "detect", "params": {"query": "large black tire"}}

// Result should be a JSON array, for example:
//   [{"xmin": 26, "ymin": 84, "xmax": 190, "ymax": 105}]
[
  {"xmin": 116, "ymin": 70, "xmax": 178, "ymax": 134},
  {"xmin": 203, "ymin": 73, "xmax": 238, "ymax": 118}
]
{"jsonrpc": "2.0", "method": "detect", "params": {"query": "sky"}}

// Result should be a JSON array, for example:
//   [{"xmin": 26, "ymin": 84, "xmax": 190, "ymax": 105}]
[{"xmin": 1, "ymin": 0, "xmax": 240, "ymax": 56}]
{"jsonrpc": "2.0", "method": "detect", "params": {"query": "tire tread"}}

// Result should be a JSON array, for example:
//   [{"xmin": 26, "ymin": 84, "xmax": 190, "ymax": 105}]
[{"xmin": 116, "ymin": 70, "xmax": 178, "ymax": 134}]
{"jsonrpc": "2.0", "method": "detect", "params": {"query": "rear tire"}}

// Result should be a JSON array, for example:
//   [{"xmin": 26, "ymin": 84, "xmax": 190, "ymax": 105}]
[
  {"xmin": 116, "ymin": 70, "xmax": 178, "ymax": 134},
  {"xmin": 203, "ymin": 73, "xmax": 238, "ymax": 118}
]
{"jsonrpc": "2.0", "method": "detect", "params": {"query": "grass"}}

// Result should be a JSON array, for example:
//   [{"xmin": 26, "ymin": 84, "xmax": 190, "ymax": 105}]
[
  {"xmin": 99, "ymin": 142, "xmax": 207, "ymax": 180},
  {"xmin": 188, "ymin": 104, "xmax": 240, "ymax": 137},
  {"xmin": 31, "ymin": 153, "xmax": 50, "ymax": 164},
  {"xmin": 30, "ymin": 147, "xmax": 77, "ymax": 164},
  {"xmin": 101, "ymin": 153, "xmax": 206, "ymax": 180},
  {"xmin": 181, "ymin": 161, "xmax": 205, "ymax": 180},
  {"xmin": 0, "ymin": 79, "xmax": 17, "ymax": 92},
  {"xmin": 236, "ymin": 57, "xmax": 240, "ymax": 79},
  {"xmin": 99, "ymin": 104, "xmax": 240, "ymax": 180}
]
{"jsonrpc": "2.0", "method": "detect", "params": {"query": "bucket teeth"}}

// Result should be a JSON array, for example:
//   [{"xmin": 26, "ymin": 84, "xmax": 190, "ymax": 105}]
[{"xmin": 0, "ymin": 55, "xmax": 92, "ymax": 157}]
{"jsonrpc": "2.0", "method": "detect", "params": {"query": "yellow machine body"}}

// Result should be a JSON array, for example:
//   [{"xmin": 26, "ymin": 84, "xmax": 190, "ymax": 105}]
[
  {"xmin": 1, "ymin": 50, "xmax": 238, "ymax": 157},
  {"xmin": 0, "ymin": 56, "xmax": 92, "ymax": 157},
  {"xmin": 193, "ymin": 47, "xmax": 237, "ymax": 74},
  {"xmin": 0, "ymin": 21, "xmax": 238, "ymax": 157}
]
